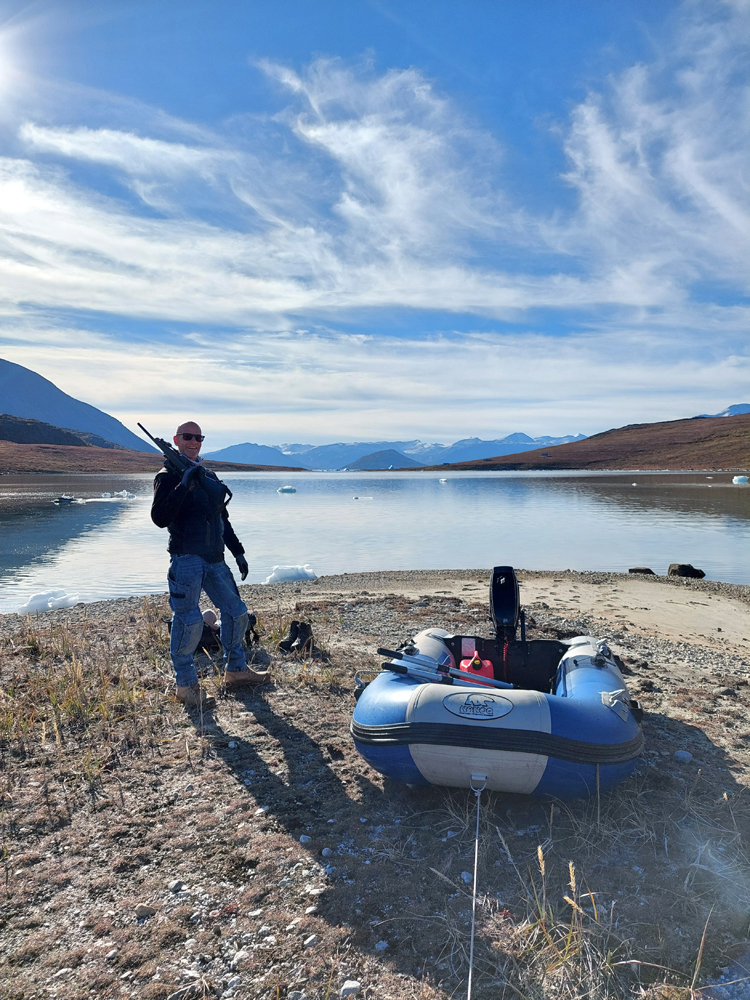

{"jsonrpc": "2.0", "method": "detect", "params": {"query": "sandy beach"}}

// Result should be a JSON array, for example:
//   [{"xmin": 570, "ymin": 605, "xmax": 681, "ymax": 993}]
[{"xmin": 2, "ymin": 568, "xmax": 750, "ymax": 999}]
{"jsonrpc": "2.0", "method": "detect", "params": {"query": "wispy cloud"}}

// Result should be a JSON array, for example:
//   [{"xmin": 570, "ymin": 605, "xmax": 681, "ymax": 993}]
[{"xmin": 0, "ymin": 2, "xmax": 749, "ymax": 438}]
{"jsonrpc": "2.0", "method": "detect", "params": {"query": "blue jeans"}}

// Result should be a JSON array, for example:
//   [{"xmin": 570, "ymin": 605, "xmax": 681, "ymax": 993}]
[{"xmin": 168, "ymin": 554, "xmax": 248, "ymax": 687}]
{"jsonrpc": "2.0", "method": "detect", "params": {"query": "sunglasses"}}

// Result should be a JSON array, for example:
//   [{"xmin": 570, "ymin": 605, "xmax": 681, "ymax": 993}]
[{"xmin": 179, "ymin": 433, "xmax": 205, "ymax": 442}]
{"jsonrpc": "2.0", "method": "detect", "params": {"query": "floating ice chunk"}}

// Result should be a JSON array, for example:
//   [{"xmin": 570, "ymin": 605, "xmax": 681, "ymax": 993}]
[
  {"xmin": 263, "ymin": 565, "xmax": 317, "ymax": 585},
  {"xmin": 18, "ymin": 590, "xmax": 80, "ymax": 615},
  {"xmin": 277, "ymin": 485, "xmax": 297, "ymax": 493},
  {"xmin": 732, "ymin": 475, "xmax": 748, "ymax": 485},
  {"xmin": 101, "ymin": 492, "xmax": 111, "ymax": 498},
  {"xmin": 439, "ymin": 478, "xmax": 447, "ymax": 483}
]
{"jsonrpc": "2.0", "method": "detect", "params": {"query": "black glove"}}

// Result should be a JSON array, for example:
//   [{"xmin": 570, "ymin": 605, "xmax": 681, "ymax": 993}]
[
  {"xmin": 236, "ymin": 554, "xmax": 249, "ymax": 580},
  {"xmin": 180, "ymin": 464, "xmax": 200, "ymax": 489}
]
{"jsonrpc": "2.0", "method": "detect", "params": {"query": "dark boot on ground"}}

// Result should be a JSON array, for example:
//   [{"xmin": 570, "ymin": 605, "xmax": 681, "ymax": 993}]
[
  {"xmin": 277, "ymin": 620, "xmax": 299, "ymax": 653},
  {"xmin": 290, "ymin": 621, "xmax": 314, "ymax": 654},
  {"xmin": 244, "ymin": 612, "xmax": 259, "ymax": 646}
]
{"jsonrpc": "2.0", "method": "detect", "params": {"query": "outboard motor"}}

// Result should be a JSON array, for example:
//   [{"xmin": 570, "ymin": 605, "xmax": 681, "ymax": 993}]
[{"xmin": 490, "ymin": 566, "xmax": 521, "ymax": 640}]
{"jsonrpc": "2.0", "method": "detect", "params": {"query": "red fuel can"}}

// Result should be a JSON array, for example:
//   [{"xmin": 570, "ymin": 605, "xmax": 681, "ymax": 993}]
[{"xmin": 459, "ymin": 651, "xmax": 495, "ymax": 682}]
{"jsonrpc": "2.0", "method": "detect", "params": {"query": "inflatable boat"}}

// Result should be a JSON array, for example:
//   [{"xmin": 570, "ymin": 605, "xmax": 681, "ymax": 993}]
[{"xmin": 351, "ymin": 567, "xmax": 644, "ymax": 800}]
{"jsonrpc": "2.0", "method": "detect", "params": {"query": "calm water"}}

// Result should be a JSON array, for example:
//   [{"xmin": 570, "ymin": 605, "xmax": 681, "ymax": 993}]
[{"xmin": 0, "ymin": 471, "xmax": 748, "ymax": 613}]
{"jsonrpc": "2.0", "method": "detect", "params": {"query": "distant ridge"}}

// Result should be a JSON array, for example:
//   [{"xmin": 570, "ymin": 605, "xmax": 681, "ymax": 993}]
[
  {"xmin": 0, "ymin": 359, "xmax": 154, "ymax": 452},
  {"xmin": 0, "ymin": 414, "xmax": 120, "ymax": 448},
  {"xmin": 432, "ymin": 413, "xmax": 750, "ymax": 471},
  {"xmin": 697, "ymin": 403, "xmax": 750, "ymax": 418},
  {"xmin": 344, "ymin": 449, "xmax": 423, "ymax": 470}
]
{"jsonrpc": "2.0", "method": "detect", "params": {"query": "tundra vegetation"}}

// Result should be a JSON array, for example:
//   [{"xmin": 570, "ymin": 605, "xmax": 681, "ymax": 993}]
[{"xmin": 1, "ymin": 571, "xmax": 749, "ymax": 999}]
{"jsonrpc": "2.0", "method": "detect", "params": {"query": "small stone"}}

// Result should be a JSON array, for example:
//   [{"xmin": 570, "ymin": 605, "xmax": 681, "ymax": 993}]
[
  {"xmin": 674, "ymin": 750, "xmax": 693, "ymax": 764},
  {"xmin": 167, "ymin": 985, "xmax": 204, "ymax": 1000},
  {"xmin": 190, "ymin": 911, "xmax": 202, "ymax": 922},
  {"xmin": 168, "ymin": 879, "xmax": 184, "ymax": 893},
  {"xmin": 305, "ymin": 905, "xmax": 318, "ymax": 914},
  {"xmin": 228, "ymin": 741, "xmax": 237, "ymax": 749},
  {"xmin": 461, "ymin": 871, "xmax": 473, "ymax": 884},
  {"xmin": 254, "ymin": 807, "xmax": 268, "ymax": 816},
  {"xmin": 299, "ymin": 834, "xmax": 311, "ymax": 844},
  {"xmin": 375, "ymin": 939, "xmax": 389, "ymax": 951},
  {"xmin": 628, "ymin": 567, "xmax": 654, "ymax": 575},
  {"xmin": 341, "ymin": 981, "xmax": 361, "ymax": 998},
  {"xmin": 288, "ymin": 992, "xmax": 308, "ymax": 1000},
  {"xmin": 359, "ymin": 817, "xmax": 368, "ymax": 823},
  {"xmin": 248, "ymin": 908, "xmax": 263, "ymax": 917},
  {"xmin": 227, "ymin": 976, "xmax": 241, "ymax": 990},
  {"xmin": 54, "ymin": 967, "xmax": 72, "ymax": 978},
  {"xmin": 263, "ymin": 934, "xmax": 277, "ymax": 945},
  {"xmin": 230, "ymin": 949, "xmax": 249, "ymax": 968},
  {"xmin": 105, "ymin": 949, "xmax": 118, "ymax": 960},
  {"xmin": 286, "ymin": 918, "xmax": 302, "ymax": 931},
  {"xmin": 303, "ymin": 933, "xmax": 318, "ymax": 948},
  {"xmin": 321, "ymin": 847, "xmax": 333, "ymax": 857},
  {"xmin": 135, "ymin": 903, "xmax": 157, "ymax": 918}
]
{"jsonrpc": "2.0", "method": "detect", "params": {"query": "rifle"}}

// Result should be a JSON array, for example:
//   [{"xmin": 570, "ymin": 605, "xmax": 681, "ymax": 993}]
[{"xmin": 137, "ymin": 423, "xmax": 196, "ymax": 477}]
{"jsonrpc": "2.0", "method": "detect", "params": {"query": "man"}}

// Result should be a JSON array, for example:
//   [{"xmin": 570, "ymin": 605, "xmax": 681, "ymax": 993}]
[{"xmin": 151, "ymin": 420, "xmax": 266, "ymax": 708}]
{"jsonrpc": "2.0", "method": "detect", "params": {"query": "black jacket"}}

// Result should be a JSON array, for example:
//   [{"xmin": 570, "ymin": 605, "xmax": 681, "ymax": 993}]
[{"xmin": 151, "ymin": 464, "xmax": 244, "ymax": 563}]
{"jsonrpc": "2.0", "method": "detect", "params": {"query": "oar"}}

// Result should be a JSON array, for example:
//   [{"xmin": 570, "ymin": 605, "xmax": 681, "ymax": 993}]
[{"xmin": 378, "ymin": 647, "xmax": 513, "ymax": 689}]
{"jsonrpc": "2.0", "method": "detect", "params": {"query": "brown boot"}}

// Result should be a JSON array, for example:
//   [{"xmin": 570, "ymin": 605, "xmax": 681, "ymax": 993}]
[
  {"xmin": 224, "ymin": 667, "xmax": 269, "ymax": 690},
  {"xmin": 175, "ymin": 683, "xmax": 216, "ymax": 710}
]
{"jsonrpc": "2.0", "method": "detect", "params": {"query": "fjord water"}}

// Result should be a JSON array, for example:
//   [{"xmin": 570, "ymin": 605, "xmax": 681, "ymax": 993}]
[{"xmin": 1, "ymin": 471, "xmax": 748, "ymax": 613}]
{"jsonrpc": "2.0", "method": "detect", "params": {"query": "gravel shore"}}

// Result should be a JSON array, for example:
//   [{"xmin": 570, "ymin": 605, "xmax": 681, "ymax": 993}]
[{"xmin": 2, "ymin": 567, "xmax": 750, "ymax": 1000}]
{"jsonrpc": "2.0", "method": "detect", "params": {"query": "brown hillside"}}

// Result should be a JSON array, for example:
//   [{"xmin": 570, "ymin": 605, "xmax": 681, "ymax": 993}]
[
  {"xmin": 0, "ymin": 440, "xmax": 306, "ymax": 474},
  {"xmin": 432, "ymin": 413, "xmax": 750, "ymax": 471}
]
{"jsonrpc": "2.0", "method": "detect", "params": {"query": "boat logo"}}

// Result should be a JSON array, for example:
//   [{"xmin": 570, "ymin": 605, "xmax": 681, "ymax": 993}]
[{"xmin": 442, "ymin": 692, "xmax": 513, "ymax": 720}]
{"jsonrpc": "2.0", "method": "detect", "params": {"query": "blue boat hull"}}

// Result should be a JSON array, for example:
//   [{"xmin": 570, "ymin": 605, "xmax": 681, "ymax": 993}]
[{"xmin": 351, "ymin": 632, "xmax": 643, "ymax": 800}]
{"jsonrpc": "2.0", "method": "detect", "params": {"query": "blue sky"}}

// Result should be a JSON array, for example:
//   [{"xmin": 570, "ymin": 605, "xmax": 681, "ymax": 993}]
[{"xmin": 0, "ymin": 0, "xmax": 748, "ymax": 448}]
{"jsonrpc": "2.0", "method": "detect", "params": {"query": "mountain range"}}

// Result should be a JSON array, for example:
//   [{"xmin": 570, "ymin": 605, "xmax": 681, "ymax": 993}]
[
  {"xmin": 205, "ymin": 432, "xmax": 588, "ymax": 469},
  {"xmin": 2, "ymin": 359, "xmax": 748, "ymax": 470}
]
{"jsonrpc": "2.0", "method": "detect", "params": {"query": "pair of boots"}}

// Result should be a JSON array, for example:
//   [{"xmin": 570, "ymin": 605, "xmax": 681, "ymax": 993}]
[{"xmin": 277, "ymin": 620, "xmax": 314, "ymax": 654}]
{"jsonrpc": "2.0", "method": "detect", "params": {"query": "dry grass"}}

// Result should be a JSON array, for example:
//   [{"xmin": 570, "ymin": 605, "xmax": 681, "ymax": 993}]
[{"xmin": 1, "ymin": 596, "xmax": 749, "ymax": 998}]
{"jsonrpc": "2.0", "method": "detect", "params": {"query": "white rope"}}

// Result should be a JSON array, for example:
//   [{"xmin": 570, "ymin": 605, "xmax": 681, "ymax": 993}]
[{"xmin": 467, "ymin": 774, "xmax": 486, "ymax": 1000}]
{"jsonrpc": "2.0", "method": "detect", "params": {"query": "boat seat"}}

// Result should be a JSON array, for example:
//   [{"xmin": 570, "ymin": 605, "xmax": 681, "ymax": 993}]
[{"xmin": 441, "ymin": 635, "xmax": 567, "ymax": 692}]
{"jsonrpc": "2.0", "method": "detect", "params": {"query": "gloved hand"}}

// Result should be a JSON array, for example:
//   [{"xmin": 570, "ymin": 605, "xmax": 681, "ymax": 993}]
[
  {"xmin": 236, "ymin": 554, "xmax": 249, "ymax": 580},
  {"xmin": 180, "ymin": 464, "xmax": 200, "ymax": 489}
]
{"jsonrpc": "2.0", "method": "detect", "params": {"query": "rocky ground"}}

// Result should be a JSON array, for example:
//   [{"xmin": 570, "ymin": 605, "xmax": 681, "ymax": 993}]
[{"xmin": 1, "ymin": 569, "xmax": 750, "ymax": 1000}]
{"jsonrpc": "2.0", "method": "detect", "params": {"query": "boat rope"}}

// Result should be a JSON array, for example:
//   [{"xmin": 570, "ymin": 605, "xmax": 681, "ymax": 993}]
[{"xmin": 467, "ymin": 773, "xmax": 487, "ymax": 1000}]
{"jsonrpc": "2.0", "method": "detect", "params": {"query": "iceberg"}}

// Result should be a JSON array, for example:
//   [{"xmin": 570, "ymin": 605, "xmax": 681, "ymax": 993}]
[
  {"xmin": 18, "ymin": 589, "xmax": 80, "ymax": 615},
  {"xmin": 263, "ymin": 565, "xmax": 317, "ymax": 585},
  {"xmin": 732, "ymin": 475, "xmax": 748, "ymax": 484}
]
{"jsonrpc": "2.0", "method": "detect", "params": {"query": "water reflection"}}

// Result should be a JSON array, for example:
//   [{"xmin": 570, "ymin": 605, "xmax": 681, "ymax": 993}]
[
  {"xmin": 0, "ymin": 494, "xmax": 126, "ymax": 573},
  {"xmin": 0, "ymin": 471, "xmax": 747, "ymax": 612}
]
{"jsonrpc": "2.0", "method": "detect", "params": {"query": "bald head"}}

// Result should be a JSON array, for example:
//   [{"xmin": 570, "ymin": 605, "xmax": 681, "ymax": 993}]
[{"xmin": 174, "ymin": 420, "xmax": 203, "ymax": 461}]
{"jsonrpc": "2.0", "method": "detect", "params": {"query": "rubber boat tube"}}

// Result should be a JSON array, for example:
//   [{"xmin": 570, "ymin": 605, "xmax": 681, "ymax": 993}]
[{"xmin": 351, "ymin": 628, "xmax": 644, "ymax": 800}]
